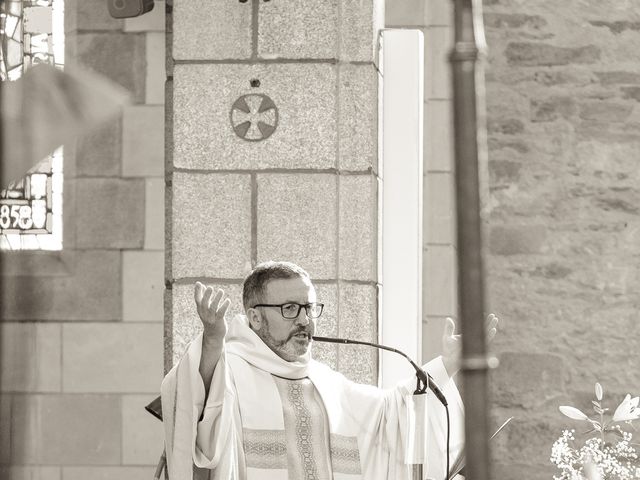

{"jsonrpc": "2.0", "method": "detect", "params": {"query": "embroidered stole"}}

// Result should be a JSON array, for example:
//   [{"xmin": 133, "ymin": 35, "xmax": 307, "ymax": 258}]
[{"xmin": 228, "ymin": 354, "xmax": 362, "ymax": 480}]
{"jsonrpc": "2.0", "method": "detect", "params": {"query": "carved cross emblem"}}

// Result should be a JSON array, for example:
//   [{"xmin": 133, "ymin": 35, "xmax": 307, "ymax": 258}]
[{"xmin": 230, "ymin": 94, "xmax": 279, "ymax": 142}]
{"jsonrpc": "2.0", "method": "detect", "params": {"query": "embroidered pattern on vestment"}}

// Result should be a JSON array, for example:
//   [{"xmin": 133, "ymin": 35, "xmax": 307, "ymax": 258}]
[
  {"xmin": 274, "ymin": 376, "xmax": 332, "ymax": 480},
  {"xmin": 243, "ymin": 429, "xmax": 288, "ymax": 469},
  {"xmin": 288, "ymin": 381, "xmax": 319, "ymax": 478},
  {"xmin": 244, "ymin": 377, "xmax": 362, "ymax": 478},
  {"xmin": 329, "ymin": 433, "xmax": 362, "ymax": 474}
]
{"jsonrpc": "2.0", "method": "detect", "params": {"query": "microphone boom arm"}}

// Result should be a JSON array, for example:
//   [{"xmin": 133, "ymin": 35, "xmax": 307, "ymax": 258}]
[{"xmin": 312, "ymin": 335, "xmax": 448, "ymax": 406}]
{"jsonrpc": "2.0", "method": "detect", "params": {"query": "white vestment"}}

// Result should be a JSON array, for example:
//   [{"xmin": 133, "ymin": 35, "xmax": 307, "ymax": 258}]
[{"xmin": 161, "ymin": 315, "xmax": 464, "ymax": 480}]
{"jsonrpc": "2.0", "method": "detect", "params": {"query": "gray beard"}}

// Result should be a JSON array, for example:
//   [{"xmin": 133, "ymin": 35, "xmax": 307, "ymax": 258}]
[{"xmin": 256, "ymin": 318, "xmax": 308, "ymax": 362}]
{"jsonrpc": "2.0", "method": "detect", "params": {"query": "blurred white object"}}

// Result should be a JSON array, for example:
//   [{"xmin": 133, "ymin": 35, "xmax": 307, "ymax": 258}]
[
  {"xmin": 1, "ymin": 62, "xmax": 131, "ymax": 183},
  {"xmin": 405, "ymin": 393, "xmax": 429, "ymax": 466},
  {"xmin": 380, "ymin": 29, "xmax": 424, "ymax": 388}
]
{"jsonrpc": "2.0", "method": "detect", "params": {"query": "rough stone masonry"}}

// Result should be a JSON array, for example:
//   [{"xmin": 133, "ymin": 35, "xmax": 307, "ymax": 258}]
[{"xmin": 483, "ymin": 0, "xmax": 640, "ymax": 478}]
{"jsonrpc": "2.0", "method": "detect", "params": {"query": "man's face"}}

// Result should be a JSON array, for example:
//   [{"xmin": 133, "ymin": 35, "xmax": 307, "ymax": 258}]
[{"xmin": 249, "ymin": 276, "xmax": 317, "ymax": 363}]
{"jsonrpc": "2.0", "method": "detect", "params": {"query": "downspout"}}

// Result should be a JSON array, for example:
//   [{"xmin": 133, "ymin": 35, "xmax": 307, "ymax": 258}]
[{"xmin": 450, "ymin": 0, "xmax": 494, "ymax": 479}]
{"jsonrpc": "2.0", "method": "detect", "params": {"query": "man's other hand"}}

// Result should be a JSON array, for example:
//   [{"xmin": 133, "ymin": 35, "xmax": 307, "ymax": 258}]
[
  {"xmin": 195, "ymin": 282, "xmax": 230, "ymax": 345},
  {"xmin": 441, "ymin": 314, "xmax": 499, "ymax": 377}
]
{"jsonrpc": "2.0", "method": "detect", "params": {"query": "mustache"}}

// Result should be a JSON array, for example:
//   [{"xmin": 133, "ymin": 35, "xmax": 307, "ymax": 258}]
[{"xmin": 288, "ymin": 327, "xmax": 313, "ymax": 340}]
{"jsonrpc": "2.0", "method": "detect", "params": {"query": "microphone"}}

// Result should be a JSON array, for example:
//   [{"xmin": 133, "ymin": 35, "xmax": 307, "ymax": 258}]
[{"xmin": 312, "ymin": 335, "xmax": 448, "ymax": 406}]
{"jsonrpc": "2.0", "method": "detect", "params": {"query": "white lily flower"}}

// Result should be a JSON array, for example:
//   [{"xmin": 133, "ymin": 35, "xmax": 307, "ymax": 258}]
[
  {"xmin": 595, "ymin": 382, "xmax": 603, "ymax": 401},
  {"xmin": 612, "ymin": 394, "xmax": 640, "ymax": 422},
  {"xmin": 559, "ymin": 406, "xmax": 590, "ymax": 421}
]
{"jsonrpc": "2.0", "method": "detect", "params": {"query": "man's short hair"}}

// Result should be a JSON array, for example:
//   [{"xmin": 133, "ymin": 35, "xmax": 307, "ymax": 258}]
[{"xmin": 242, "ymin": 261, "xmax": 311, "ymax": 312}]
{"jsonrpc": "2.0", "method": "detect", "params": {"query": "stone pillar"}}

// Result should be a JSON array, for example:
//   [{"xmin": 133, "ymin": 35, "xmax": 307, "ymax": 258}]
[{"xmin": 167, "ymin": 0, "xmax": 384, "ymax": 384}]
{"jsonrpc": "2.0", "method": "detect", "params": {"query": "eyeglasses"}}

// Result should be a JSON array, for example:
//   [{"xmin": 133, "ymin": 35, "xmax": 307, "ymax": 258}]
[{"xmin": 252, "ymin": 302, "xmax": 325, "ymax": 320}]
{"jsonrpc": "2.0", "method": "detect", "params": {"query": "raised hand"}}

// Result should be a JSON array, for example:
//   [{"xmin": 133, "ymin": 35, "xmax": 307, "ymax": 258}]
[
  {"xmin": 441, "ymin": 313, "xmax": 499, "ymax": 376},
  {"xmin": 194, "ymin": 282, "xmax": 231, "ymax": 345}
]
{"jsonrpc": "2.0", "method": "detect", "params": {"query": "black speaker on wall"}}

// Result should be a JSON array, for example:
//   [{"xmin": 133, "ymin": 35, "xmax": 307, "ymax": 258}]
[{"xmin": 107, "ymin": 0, "xmax": 154, "ymax": 19}]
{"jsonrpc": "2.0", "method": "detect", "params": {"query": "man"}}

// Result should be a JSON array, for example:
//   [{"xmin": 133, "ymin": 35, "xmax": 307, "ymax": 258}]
[{"xmin": 161, "ymin": 261, "xmax": 494, "ymax": 480}]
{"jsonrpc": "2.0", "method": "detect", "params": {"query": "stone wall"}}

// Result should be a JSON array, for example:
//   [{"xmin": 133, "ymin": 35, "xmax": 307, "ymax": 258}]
[
  {"xmin": 484, "ymin": 0, "xmax": 640, "ymax": 478},
  {"xmin": 167, "ymin": 0, "xmax": 383, "ymax": 386},
  {"xmin": 0, "ymin": 0, "xmax": 166, "ymax": 477},
  {"xmin": 389, "ymin": 0, "xmax": 640, "ymax": 477}
]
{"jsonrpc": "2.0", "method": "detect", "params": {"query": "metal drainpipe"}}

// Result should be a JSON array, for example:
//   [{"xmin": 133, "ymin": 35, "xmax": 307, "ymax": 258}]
[
  {"xmin": 450, "ymin": 0, "xmax": 494, "ymax": 479},
  {"xmin": 0, "ymin": 70, "xmax": 4, "ymax": 456}
]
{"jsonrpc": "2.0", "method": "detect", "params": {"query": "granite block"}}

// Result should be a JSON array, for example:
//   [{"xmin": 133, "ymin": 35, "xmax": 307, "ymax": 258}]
[
  {"xmin": 11, "ymin": 394, "xmax": 120, "ymax": 464},
  {"xmin": 0, "ymin": 323, "xmax": 61, "ymax": 392},
  {"xmin": 339, "ymin": 0, "xmax": 383, "ymax": 62},
  {"xmin": 122, "ymin": 395, "xmax": 165, "ymax": 464},
  {"xmin": 171, "ymin": 282, "xmax": 244, "ymax": 366},
  {"xmin": 338, "ymin": 174, "xmax": 377, "ymax": 281},
  {"xmin": 123, "ymin": 251, "xmax": 164, "ymax": 322},
  {"xmin": 423, "ymin": 245, "xmax": 457, "ymax": 316},
  {"xmin": 258, "ymin": 0, "xmax": 338, "ymax": 59},
  {"xmin": 122, "ymin": 106, "xmax": 164, "ymax": 177},
  {"xmin": 76, "ymin": 178, "xmax": 145, "ymax": 249},
  {"xmin": 173, "ymin": 64, "xmax": 337, "ymax": 170},
  {"xmin": 76, "ymin": 32, "xmax": 146, "ymax": 103},
  {"xmin": 337, "ymin": 283, "xmax": 378, "ymax": 385},
  {"xmin": 171, "ymin": 173, "xmax": 252, "ymax": 279},
  {"xmin": 76, "ymin": 116, "xmax": 121, "ymax": 177},
  {"xmin": 338, "ymin": 64, "xmax": 378, "ymax": 171},
  {"xmin": 62, "ymin": 324, "xmax": 163, "ymax": 393},
  {"xmin": 0, "ymin": 251, "xmax": 121, "ymax": 321},
  {"xmin": 257, "ymin": 174, "xmax": 338, "ymax": 280},
  {"xmin": 144, "ymin": 178, "xmax": 165, "ymax": 250},
  {"xmin": 310, "ymin": 283, "xmax": 338, "ymax": 370},
  {"xmin": 424, "ymin": 26, "xmax": 452, "ymax": 100},
  {"xmin": 424, "ymin": 99, "xmax": 453, "ymax": 172},
  {"xmin": 424, "ymin": 171, "xmax": 454, "ymax": 244},
  {"xmin": 145, "ymin": 32, "xmax": 166, "ymax": 105},
  {"xmin": 173, "ymin": 0, "xmax": 251, "ymax": 60}
]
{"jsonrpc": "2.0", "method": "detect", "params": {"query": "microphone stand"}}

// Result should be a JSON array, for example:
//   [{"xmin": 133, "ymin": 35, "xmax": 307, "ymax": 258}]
[{"xmin": 312, "ymin": 336, "xmax": 451, "ymax": 480}]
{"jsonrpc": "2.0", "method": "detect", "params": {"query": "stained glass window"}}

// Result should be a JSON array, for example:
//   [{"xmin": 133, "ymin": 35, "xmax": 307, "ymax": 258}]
[{"xmin": 0, "ymin": 0, "xmax": 64, "ymax": 250}]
